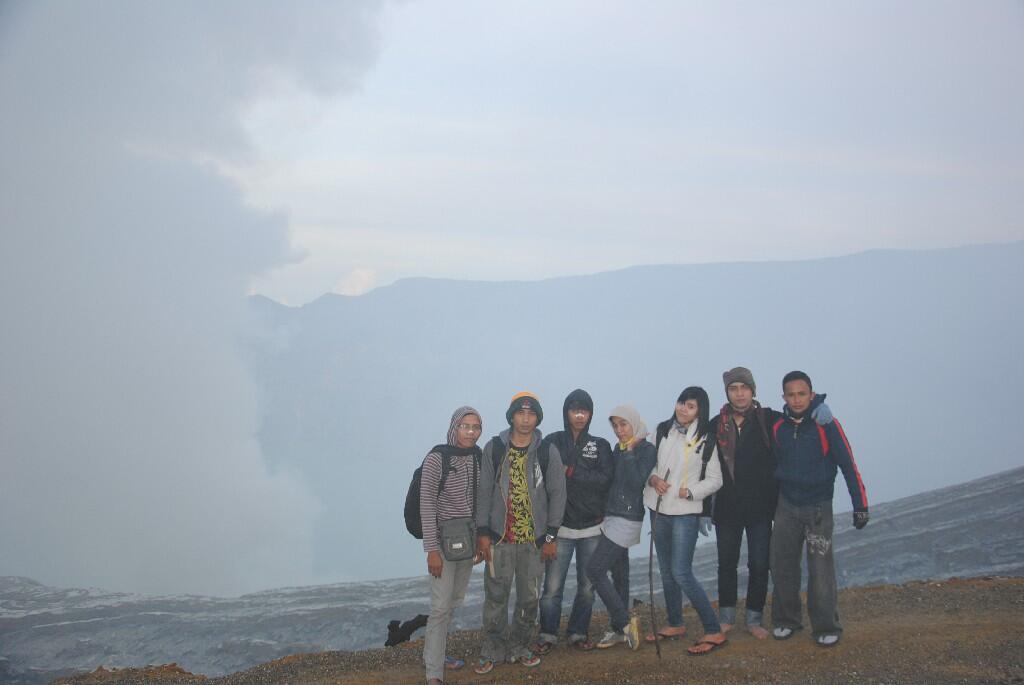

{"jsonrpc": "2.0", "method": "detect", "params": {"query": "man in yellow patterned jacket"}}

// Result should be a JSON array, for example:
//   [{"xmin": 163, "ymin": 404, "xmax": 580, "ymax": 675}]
[{"xmin": 474, "ymin": 392, "xmax": 566, "ymax": 674}]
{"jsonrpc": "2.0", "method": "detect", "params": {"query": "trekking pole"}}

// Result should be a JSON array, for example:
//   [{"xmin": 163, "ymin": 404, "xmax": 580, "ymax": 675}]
[{"xmin": 648, "ymin": 468, "xmax": 669, "ymax": 659}]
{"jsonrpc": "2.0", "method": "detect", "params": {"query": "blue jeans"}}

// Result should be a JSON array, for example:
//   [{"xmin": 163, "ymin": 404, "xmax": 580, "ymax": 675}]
[
  {"xmin": 539, "ymin": 535, "xmax": 600, "ymax": 643},
  {"xmin": 652, "ymin": 510, "xmax": 721, "ymax": 634},
  {"xmin": 585, "ymin": 534, "xmax": 631, "ymax": 632},
  {"xmin": 715, "ymin": 519, "xmax": 772, "ymax": 625}
]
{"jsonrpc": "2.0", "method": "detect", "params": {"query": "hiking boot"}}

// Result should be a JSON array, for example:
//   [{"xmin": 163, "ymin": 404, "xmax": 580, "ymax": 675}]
[{"xmin": 596, "ymin": 630, "xmax": 627, "ymax": 649}]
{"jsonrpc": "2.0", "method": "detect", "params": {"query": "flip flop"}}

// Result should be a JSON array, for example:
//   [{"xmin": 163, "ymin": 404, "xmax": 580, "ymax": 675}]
[
  {"xmin": 816, "ymin": 634, "xmax": 841, "ymax": 648},
  {"xmin": 473, "ymin": 659, "xmax": 494, "ymax": 675},
  {"xmin": 687, "ymin": 638, "xmax": 727, "ymax": 656},
  {"xmin": 444, "ymin": 655, "xmax": 465, "ymax": 670},
  {"xmin": 773, "ymin": 626, "xmax": 800, "ymax": 640},
  {"xmin": 644, "ymin": 628, "xmax": 686, "ymax": 643},
  {"xmin": 533, "ymin": 641, "xmax": 553, "ymax": 655},
  {"xmin": 571, "ymin": 639, "xmax": 595, "ymax": 651}
]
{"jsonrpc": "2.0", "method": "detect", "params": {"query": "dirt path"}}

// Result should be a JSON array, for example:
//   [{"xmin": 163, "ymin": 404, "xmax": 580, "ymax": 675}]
[{"xmin": 55, "ymin": 577, "xmax": 1024, "ymax": 685}]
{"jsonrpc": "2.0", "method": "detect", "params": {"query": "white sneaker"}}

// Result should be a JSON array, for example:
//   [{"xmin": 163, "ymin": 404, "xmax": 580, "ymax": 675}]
[{"xmin": 596, "ymin": 630, "xmax": 627, "ymax": 649}]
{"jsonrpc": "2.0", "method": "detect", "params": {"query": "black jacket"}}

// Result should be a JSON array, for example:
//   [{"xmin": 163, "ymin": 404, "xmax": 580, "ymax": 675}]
[
  {"xmin": 710, "ymin": 407, "xmax": 781, "ymax": 527},
  {"xmin": 540, "ymin": 389, "xmax": 614, "ymax": 531}
]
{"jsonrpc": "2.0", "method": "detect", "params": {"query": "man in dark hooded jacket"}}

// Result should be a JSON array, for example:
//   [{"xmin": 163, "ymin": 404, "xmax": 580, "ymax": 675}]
[{"xmin": 535, "ymin": 389, "xmax": 613, "ymax": 652}]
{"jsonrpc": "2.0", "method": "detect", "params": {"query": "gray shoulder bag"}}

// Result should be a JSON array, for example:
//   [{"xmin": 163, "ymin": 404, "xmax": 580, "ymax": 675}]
[{"xmin": 438, "ymin": 453, "xmax": 478, "ymax": 562}]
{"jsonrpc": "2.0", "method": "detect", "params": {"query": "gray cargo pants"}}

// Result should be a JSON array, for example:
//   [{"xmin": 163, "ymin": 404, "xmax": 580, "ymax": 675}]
[
  {"xmin": 424, "ymin": 556, "xmax": 474, "ymax": 681},
  {"xmin": 769, "ymin": 493, "xmax": 842, "ymax": 637},
  {"xmin": 480, "ymin": 541, "xmax": 542, "ymax": 662}
]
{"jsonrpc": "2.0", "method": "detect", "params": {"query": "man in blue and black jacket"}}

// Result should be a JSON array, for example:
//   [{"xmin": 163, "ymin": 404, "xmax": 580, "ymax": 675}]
[
  {"xmin": 536, "ymin": 389, "xmax": 613, "ymax": 652},
  {"xmin": 769, "ymin": 370, "xmax": 869, "ymax": 648}
]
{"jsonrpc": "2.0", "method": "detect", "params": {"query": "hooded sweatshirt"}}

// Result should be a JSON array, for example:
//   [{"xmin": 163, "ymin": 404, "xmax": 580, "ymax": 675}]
[
  {"xmin": 539, "ymin": 389, "xmax": 614, "ymax": 535},
  {"xmin": 419, "ymin": 406, "xmax": 483, "ymax": 553},
  {"xmin": 476, "ymin": 428, "xmax": 567, "ymax": 545}
]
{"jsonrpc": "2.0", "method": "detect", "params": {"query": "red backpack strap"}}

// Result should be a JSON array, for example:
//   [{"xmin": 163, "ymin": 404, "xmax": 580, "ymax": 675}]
[
  {"xmin": 816, "ymin": 424, "xmax": 829, "ymax": 457},
  {"xmin": 772, "ymin": 418, "xmax": 784, "ymax": 442}
]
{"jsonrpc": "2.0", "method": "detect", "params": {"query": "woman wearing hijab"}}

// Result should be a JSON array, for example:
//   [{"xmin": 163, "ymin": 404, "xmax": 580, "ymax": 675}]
[
  {"xmin": 420, "ymin": 406, "xmax": 485, "ymax": 685},
  {"xmin": 586, "ymin": 404, "xmax": 658, "ymax": 650},
  {"xmin": 643, "ymin": 387, "xmax": 728, "ymax": 655}
]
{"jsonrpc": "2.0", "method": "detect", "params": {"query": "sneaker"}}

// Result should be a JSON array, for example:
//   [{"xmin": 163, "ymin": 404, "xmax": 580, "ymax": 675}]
[
  {"xmin": 626, "ymin": 615, "xmax": 641, "ymax": 650},
  {"xmin": 772, "ymin": 627, "xmax": 796, "ymax": 640},
  {"xmin": 473, "ymin": 659, "xmax": 494, "ymax": 675},
  {"xmin": 596, "ymin": 630, "xmax": 627, "ymax": 649}
]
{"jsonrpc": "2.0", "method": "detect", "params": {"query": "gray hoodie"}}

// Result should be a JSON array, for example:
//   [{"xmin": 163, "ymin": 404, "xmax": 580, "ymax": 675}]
[{"xmin": 476, "ymin": 428, "xmax": 567, "ymax": 544}]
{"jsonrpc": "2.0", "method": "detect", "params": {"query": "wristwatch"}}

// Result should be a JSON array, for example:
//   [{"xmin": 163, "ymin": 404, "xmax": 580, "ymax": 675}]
[{"xmin": 544, "ymin": 533, "xmax": 556, "ymax": 543}]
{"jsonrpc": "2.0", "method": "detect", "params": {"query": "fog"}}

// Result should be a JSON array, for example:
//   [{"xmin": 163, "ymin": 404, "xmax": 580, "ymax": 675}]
[
  {"xmin": 1, "ymin": 1, "xmax": 1021, "ymax": 597},
  {"xmin": 0, "ymin": 1, "xmax": 383, "ymax": 595}
]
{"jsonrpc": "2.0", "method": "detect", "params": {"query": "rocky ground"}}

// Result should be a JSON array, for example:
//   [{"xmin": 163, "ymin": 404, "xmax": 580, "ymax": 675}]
[{"xmin": 52, "ymin": 576, "xmax": 1024, "ymax": 685}]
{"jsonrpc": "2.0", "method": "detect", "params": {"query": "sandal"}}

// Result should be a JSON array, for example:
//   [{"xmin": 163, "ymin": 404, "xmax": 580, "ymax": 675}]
[
  {"xmin": 687, "ymin": 638, "xmax": 727, "ymax": 656},
  {"xmin": 816, "ymin": 633, "xmax": 841, "ymax": 648},
  {"xmin": 571, "ymin": 639, "xmax": 595, "ymax": 651},
  {"xmin": 473, "ymin": 659, "xmax": 494, "ymax": 675},
  {"xmin": 533, "ymin": 640, "xmax": 553, "ymax": 655},
  {"xmin": 444, "ymin": 655, "xmax": 464, "ymax": 670},
  {"xmin": 645, "ymin": 627, "xmax": 686, "ymax": 643},
  {"xmin": 772, "ymin": 626, "xmax": 800, "ymax": 640}
]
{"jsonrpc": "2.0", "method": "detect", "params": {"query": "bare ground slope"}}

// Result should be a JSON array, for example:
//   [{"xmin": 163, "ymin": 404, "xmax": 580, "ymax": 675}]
[{"xmin": 54, "ymin": 576, "xmax": 1024, "ymax": 685}]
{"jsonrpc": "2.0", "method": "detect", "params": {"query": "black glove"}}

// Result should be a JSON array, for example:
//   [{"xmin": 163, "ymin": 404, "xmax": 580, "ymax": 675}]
[{"xmin": 853, "ymin": 511, "xmax": 869, "ymax": 529}]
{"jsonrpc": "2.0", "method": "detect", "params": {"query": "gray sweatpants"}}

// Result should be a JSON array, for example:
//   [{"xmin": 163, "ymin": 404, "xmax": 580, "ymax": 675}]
[
  {"xmin": 480, "ymin": 542, "xmax": 542, "ymax": 662},
  {"xmin": 424, "ymin": 556, "xmax": 474, "ymax": 681},
  {"xmin": 769, "ymin": 493, "xmax": 842, "ymax": 637}
]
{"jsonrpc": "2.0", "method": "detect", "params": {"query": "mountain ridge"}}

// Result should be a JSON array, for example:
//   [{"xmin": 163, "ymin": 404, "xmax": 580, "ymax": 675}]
[{"xmin": 255, "ymin": 240, "xmax": 1024, "ymax": 309}]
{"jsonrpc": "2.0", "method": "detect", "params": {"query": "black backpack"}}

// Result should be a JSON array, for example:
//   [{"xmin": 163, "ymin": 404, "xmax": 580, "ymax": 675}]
[
  {"xmin": 404, "ymin": 446, "xmax": 480, "ymax": 539},
  {"xmin": 404, "ymin": 445, "xmax": 450, "ymax": 539}
]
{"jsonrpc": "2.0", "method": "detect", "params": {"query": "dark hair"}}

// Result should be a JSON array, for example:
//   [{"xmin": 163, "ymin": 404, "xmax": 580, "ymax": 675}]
[
  {"xmin": 782, "ymin": 370, "xmax": 813, "ymax": 391},
  {"xmin": 673, "ymin": 386, "xmax": 711, "ymax": 440}
]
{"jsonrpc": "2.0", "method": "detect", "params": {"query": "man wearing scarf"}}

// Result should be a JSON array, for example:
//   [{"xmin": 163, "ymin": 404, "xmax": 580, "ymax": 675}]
[{"xmin": 709, "ymin": 367, "xmax": 832, "ymax": 639}]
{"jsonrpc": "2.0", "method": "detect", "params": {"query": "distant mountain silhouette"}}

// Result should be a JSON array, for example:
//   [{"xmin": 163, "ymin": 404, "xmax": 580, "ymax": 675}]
[{"xmin": 244, "ymin": 242, "xmax": 1024, "ymax": 581}]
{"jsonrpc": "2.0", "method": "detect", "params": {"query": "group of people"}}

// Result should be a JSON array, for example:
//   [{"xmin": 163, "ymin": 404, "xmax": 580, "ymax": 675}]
[{"xmin": 417, "ymin": 368, "xmax": 869, "ymax": 684}]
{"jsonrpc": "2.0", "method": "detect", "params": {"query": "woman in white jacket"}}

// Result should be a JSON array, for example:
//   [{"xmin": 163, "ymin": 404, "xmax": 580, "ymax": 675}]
[{"xmin": 643, "ymin": 386, "xmax": 728, "ymax": 655}]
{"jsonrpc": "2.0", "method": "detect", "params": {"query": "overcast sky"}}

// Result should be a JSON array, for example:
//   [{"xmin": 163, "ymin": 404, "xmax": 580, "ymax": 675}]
[
  {"xmin": 1, "ymin": 1, "xmax": 1022, "ymax": 596},
  {"xmin": 228, "ymin": 1, "xmax": 1024, "ymax": 304}
]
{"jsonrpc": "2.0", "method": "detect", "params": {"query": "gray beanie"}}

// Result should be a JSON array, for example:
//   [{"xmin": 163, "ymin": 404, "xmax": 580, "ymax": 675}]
[{"xmin": 723, "ymin": 367, "xmax": 756, "ymax": 396}]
